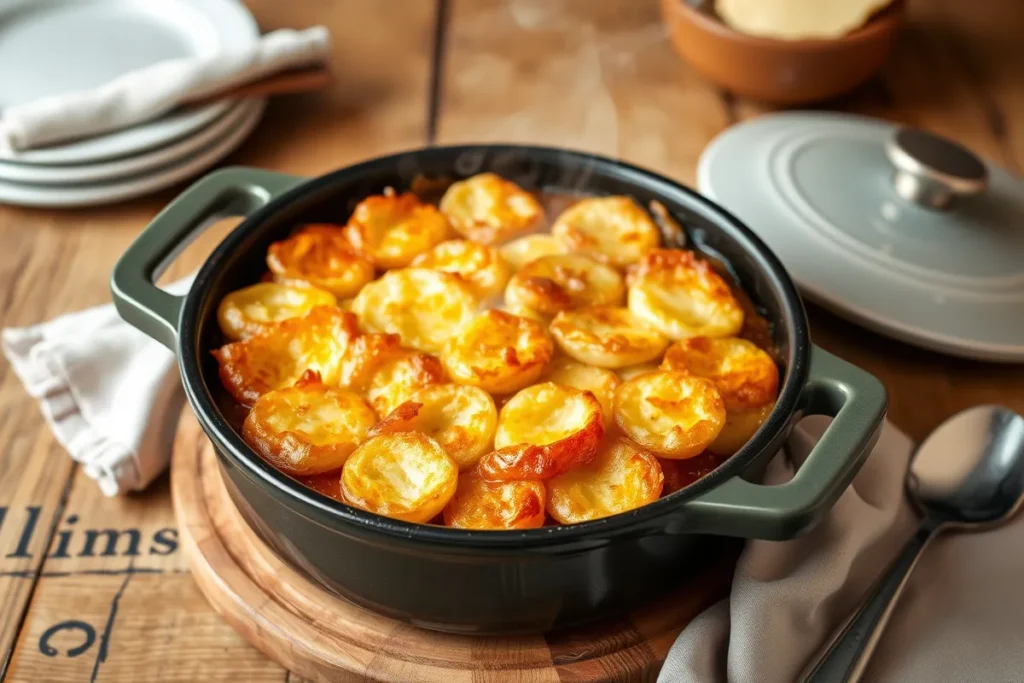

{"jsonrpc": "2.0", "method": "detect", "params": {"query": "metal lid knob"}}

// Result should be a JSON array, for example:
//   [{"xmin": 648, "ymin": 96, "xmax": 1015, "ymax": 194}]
[{"xmin": 885, "ymin": 127, "xmax": 988, "ymax": 210}]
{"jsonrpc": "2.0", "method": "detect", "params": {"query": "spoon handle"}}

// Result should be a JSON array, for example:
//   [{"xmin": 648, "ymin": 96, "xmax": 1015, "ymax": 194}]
[{"xmin": 804, "ymin": 524, "xmax": 935, "ymax": 683}]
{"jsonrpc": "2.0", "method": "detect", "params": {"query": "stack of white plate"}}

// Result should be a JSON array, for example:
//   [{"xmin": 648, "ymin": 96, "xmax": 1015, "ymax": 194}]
[{"xmin": 0, "ymin": 0, "xmax": 266, "ymax": 208}]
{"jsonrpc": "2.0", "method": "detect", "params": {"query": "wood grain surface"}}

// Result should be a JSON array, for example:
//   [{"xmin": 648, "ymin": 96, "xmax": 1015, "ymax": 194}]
[{"xmin": 0, "ymin": 0, "xmax": 1021, "ymax": 680}]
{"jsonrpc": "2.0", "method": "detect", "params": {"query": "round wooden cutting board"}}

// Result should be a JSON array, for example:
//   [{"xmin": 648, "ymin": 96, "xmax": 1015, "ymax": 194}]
[{"xmin": 170, "ymin": 408, "xmax": 736, "ymax": 683}]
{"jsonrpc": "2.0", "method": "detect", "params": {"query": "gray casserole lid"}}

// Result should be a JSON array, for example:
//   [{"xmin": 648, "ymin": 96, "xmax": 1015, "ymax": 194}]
[{"xmin": 698, "ymin": 112, "xmax": 1024, "ymax": 362}]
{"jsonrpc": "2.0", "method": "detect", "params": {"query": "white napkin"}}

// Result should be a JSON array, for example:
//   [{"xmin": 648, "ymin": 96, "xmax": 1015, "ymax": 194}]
[
  {"xmin": 1, "ymin": 279, "xmax": 191, "ymax": 496},
  {"xmin": 0, "ymin": 26, "xmax": 331, "ymax": 153},
  {"xmin": 659, "ymin": 415, "xmax": 1024, "ymax": 683}
]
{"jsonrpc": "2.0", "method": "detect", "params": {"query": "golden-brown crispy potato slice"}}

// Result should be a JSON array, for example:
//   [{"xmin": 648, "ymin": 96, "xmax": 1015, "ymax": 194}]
[
  {"xmin": 708, "ymin": 402, "xmax": 774, "ymax": 456},
  {"xmin": 661, "ymin": 336, "xmax": 779, "ymax": 411},
  {"xmin": 547, "ymin": 437, "xmax": 663, "ymax": 524},
  {"xmin": 479, "ymin": 382, "xmax": 604, "ymax": 481},
  {"xmin": 551, "ymin": 196, "xmax": 661, "ymax": 267},
  {"xmin": 441, "ymin": 309, "xmax": 554, "ymax": 395},
  {"xmin": 364, "ymin": 350, "xmax": 446, "ymax": 417},
  {"xmin": 213, "ymin": 306, "xmax": 361, "ymax": 405},
  {"xmin": 241, "ymin": 371, "xmax": 377, "ymax": 476},
  {"xmin": 613, "ymin": 370, "xmax": 726, "ymax": 458},
  {"xmin": 442, "ymin": 469, "xmax": 547, "ymax": 530},
  {"xmin": 343, "ymin": 192, "xmax": 451, "ymax": 269},
  {"xmin": 439, "ymin": 172, "xmax": 544, "ymax": 245},
  {"xmin": 266, "ymin": 224, "xmax": 375, "ymax": 297},
  {"xmin": 370, "ymin": 384, "xmax": 498, "ymax": 470},
  {"xmin": 660, "ymin": 451, "xmax": 726, "ymax": 496},
  {"xmin": 341, "ymin": 432, "xmax": 458, "ymax": 523},
  {"xmin": 540, "ymin": 356, "xmax": 619, "ymax": 425},
  {"xmin": 411, "ymin": 239, "xmax": 511, "ymax": 300},
  {"xmin": 505, "ymin": 254, "xmax": 625, "ymax": 317},
  {"xmin": 217, "ymin": 282, "xmax": 337, "ymax": 341},
  {"xmin": 351, "ymin": 268, "xmax": 478, "ymax": 353},
  {"xmin": 499, "ymin": 234, "xmax": 566, "ymax": 271},
  {"xmin": 628, "ymin": 249, "xmax": 744, "ymax": 340},
  {"xmin": 549, "ymin": 306, "xmax": 668, "ymax": 369}
]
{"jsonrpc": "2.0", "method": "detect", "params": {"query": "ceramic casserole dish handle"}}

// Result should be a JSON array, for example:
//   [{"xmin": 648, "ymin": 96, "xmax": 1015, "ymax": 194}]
[{"xmin": 111, "ymin": 167, "xmax": 304, "ymax": 349}]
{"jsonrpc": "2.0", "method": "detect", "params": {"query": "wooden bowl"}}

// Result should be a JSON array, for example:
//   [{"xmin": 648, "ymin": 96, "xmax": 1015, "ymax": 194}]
[{"xmin": 661, "ymin": 0, "xmax": 905, "ymax": 105}]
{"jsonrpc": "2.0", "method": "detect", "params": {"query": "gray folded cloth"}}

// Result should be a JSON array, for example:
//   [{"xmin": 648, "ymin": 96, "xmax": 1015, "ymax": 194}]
[{"xmin": 660, "ymin": 416, "xmax": 1024, "ymax": 683}]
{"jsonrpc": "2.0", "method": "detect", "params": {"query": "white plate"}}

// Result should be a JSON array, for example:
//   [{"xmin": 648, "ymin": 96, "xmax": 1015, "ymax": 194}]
[
  {"xmin": 0, "ymin": 99, "xmax": 265, "ymax": 208},
  {"xmin": 0, "ymin": 0, "xmax": 258, "ymax": 165},
  {"xmin": 0, "ymin": 100, "xmax": 257, "ymax": 185}
]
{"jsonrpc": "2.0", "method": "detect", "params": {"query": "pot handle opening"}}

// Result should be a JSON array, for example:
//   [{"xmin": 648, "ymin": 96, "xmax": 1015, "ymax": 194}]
[
  {"xmin": 111, "ymin": 167, "xmax": 304, "ymax": 349},
  {"xmin": 679, "ymin": 346, "xmax": 887, "ymax": 540}
]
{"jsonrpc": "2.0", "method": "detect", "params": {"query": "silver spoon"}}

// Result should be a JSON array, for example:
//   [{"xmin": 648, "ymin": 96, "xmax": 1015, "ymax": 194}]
[{"xmin": 805, "ymin": 404, "xmax": 1024, "ymax": 683}]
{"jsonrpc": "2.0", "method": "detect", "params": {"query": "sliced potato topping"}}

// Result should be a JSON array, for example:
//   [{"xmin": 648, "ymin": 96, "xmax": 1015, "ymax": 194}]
[
  {"xmin": 442, "ymin": 309, "xmax": 554, "ymax": 395},
  {"xmin": 549, "ymin": 306, "xmax": 668, "ymax": 369},
  {"xmin": 709, "ymin": 402, "xmax": 774, "ymax": 456},
  {"xmin": 540, "ymin": 357, "xmax": 619, "ymax": 425},
  {"xmin": 499, "ymin": 234, "xmax": 566, "ymax": 271},
  {"xmin": 442, "ymin": 469, "xmax": 546, "ymax": 530},
  {"xmin": 505, "ymin": 254, "xmax": 624, "ymax": 317},
  {"xmin": 364, "ymin": 350, "xmax": 446, "ymax": 417},
  {"xmin": 370, "ymin": 384, "xmax": 498, "ymax": 470},
  {"xmin": 479, "ymin": 382, "xmax": 604, "ymax": 481},
  {"xmin": 351, "ymin": 268, "xmax": 478, "ymax": 353},
  {"xmin": 616, "ymin": 363, "xmax": 661, "ymax": 382},
  {"xmin": 343, "ymin": 192, "xmax": 451, "ymax": 269},
  {"xmin": 411, "ymin": 239, "xmax": 511, "ymax": 300},
  {"xmin": 547, "ymin": 437, "xmax": 663, "ymax": 524},
  {"xmin": 628, "ymin": 249, "xmax": 744, "ymax": 340},
  {"xmin": 613, "ymin": 370, "xmax": 726, "ymax": 458},
  {"xmin": 661, "ymin": 337, "xmax": 779, "ymax": 411},
  {"xmin": 439, "ymin": 172, "xmax": 544, "ymax": 245},
  {"xmin": 660, "ymin": 451, "xmax": 725, "ymax": 496},
  {"xmin": 341, "ymin": 432, "xmax": 458, "ymax": 523},
  {"xmin": 266, "ymin": 224, "xmax": 375, "ymax": 297},
  {"xmin": 213, "ymin": 306, "xmax": 361, "ymax": 405},
  {"xmin": 217, "ymin": 282, "xmax": 337, "ymax": 341},
  {"xmin": 551, "ymin": 196, "xmax": 660, "ymax": 267},
  {"xmin": 241, "ymin": 371, "xmax": 376, "ymax": 476}
]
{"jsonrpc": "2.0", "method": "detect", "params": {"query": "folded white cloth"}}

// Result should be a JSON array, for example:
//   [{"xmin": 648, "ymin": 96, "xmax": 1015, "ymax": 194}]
[
  {"xmin": 1, "ymin": 279, "xmax": 191, "ymax": 496},
  {"xmin": 659, "ymin": 416, "xmax": 1024, "ymax": 683},
  {"xmin": 0, "ymin": 26, "xmax": 331, "ymax": 152}
]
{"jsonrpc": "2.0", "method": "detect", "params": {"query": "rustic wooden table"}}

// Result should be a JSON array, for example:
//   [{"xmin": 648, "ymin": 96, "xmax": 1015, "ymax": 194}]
[{"xmin": 0, "ymin": 1, "xmax": 1021, "ymax": 680}]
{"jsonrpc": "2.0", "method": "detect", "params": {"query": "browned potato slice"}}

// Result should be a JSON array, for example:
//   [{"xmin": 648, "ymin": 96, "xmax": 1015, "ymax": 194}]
[
  {"xmin": 411, "ymin": 239, "xmax": 511, "ymax": 300},
  {"xmin": 343, "ymin": 192, "xmax": 451, "ymax": 269},
  {"xmin": 709, "ymin": 402, "xmax": 774, "ymax": 456},
  {"xmin": 613, "ymin": 370, "xmax": 726, "ymax": 459},
  {"xmin": 660, "ymin": 451, "xmax": 726, "ymax": 496},
  {"xmin": 441, "ymin": 309, "xmax": 554, "ymax": 395},
  {"xmin": 499, "ymin": 234, "xmax": 566, "ymax": 271},
  {"xmin": 217, "ymin": 282, "xmax": 337, "ymax": 341},
  {"xmin": 370, "ymin": 384, "xmax": 498, "ymax": 470},
  {"xmin": 364, "ymin": 351, "xmax": 446, "ymax": 417},
  {"xmin": 479, "ymin": 382, "xmax": 604, "ymax": 481},
  {"xmin": 442, "ymin": 469, "xmax": 546, "ymax": 530},
  {"xmin": 351, "ymin": 268, "xmax": 478, "ymax": 353},
  {"xmin": 549, "ymin": 306, "xmax": 668, "ymax": 369},
  {"xmin": 341, "ymin": 432, "xmax": 458, "ymax": 523},
  {"xmin": 540, "ymin": 356, "xmax": 619, "ymax": 425},
  {"xmin": 505, "ymin": 254, "xmax": 625, "ymax": 317},
  {"xmin": 661, "ymin": 337, "xmax": 779, "ymax": 411},
  {"xmin": 439, "ymin": 172, "xmax": 544, "ymax": 245},
  {"xmin": 213, "ymin": 306, "xmax": 361, "ymax": 405},
  {"xmin": 242, "ymin": 371, "xmax": 377, "ymax": 476},
  {"xmin": 627, "ymin": 249, "xmax": 744, "ymax": 340},
  {"xmin": 547, "ymin": 437, "xmax": 664, "ymax": 524},
  {"xmin": 551, "ymin": 196, "xmax": 660, "ymax": 267},
  {"xmin": 266, "ymin": 224, "xmax": 374, "ymax": 297}
]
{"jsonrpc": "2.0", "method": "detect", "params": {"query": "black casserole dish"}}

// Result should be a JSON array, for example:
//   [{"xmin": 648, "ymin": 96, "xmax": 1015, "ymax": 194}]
[{"xmin": 111, "ymin": 146, "xmax": 886, "ymax": 634}]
